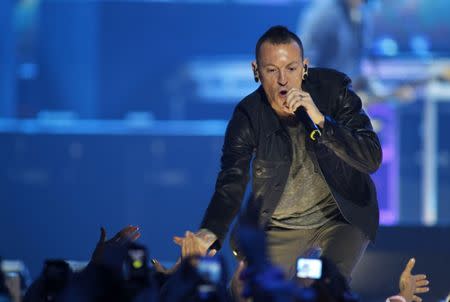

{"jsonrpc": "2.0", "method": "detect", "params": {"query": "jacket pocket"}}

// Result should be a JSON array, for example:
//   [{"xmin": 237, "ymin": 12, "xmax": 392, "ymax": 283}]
[{"xmin": 252, "ymin": 159, "xmax": 285, "ymax": 179}]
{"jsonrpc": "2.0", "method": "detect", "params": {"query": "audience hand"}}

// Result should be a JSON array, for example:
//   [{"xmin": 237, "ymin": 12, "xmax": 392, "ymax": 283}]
[
  {"xmin": 152, "ymin": 258, "xmax": 181, "ymax": 275},
  {"xmin": 230, "ymin": 261, "xmax": 247, "ymax": 302},
  {"xmin": 91, "ymin": 225, "xmax": 141, "ymax": 264},
  {"xmin": 398, "ymin": 258, "xmax": 430, "ymax": 302}
]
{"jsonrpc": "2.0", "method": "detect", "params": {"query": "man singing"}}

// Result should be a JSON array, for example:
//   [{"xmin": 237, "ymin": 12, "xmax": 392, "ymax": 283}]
[{"xmin": 176, "ymin": 25, "xmax": 381, "ymax": 280}]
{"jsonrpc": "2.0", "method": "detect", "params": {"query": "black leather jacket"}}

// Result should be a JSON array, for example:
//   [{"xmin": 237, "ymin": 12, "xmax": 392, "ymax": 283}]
[{"xmin": 200, "ymin": 68, "xmax": 382, "ymax": 247}]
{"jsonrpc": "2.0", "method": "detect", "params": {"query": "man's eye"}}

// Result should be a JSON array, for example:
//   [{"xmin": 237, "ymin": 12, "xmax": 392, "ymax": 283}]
[
  {"xmin": 267, "ymin": 69, "xmax": 276, "ymax": 73},
  {"xmin": 288, "ymin": 67, "xmax": 297, "ymax": 71}
]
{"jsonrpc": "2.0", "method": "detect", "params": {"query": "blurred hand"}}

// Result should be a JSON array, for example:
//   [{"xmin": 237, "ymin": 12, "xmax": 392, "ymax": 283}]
[
  {"xmin": 230, "ymin": 261, "xmax": 247, "ymax": 302},
  {"xmin": 4, "ymin": 273, "xmax": 21, "ymax": 302},
  {"xmin": 399, "ymin": 258, "xmax": 430, "ymax": 302},
  {"xmin": 394, "ymin": 85, "xmax": 415, "ymax": 102},
  {"xmin": 152, "ymin": 258, "xmax": 181, "ymax": 275},
  {"xmin": 91, "ymin": 225, "xmax": 141, "ymax": 264}
]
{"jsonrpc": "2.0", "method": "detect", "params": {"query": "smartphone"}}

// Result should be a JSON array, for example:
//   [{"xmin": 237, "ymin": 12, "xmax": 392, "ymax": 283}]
[
  {"xmin": 123, "ymin": 244, "xmax": 148, "ymax": 283},
  {"xmin": 42, "ymin": 259, "xmax": 72, "ymax": 297},
  {"xmin": 296, "ymin": 258, "xmax": 322, "ymax": 279},
  {"xmin": 196, "ymin": 257, "xmax": 221, "ymax": 284},
  {"xmin": 1, "ymin": 259, "xmax": 32, "ymax": 296},
  {"xmin": 196, "ymin": 257, "xmax": 222, "ymax": 301}
]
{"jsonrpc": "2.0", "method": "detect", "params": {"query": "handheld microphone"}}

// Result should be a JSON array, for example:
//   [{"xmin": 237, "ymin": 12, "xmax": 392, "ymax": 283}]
[{"xmin": 295, "ymin": 107, "xmax": 322, "ymax": 141}]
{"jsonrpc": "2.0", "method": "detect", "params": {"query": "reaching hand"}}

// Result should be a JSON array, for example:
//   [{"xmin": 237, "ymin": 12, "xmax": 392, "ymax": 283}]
[
  {"xmin": 173, "ymin": 230, "xmax": 217, "ymax": 258},
  {"xmin": 398, "ymin": 258, "xmax": 430, "ymax": 302},
  {"xmin": 91, "ymin": 225, "xmax": 141, "ymax": 264},
  {"xmin": 152, "ymin": 230, "xmax": 217, "ymax": 275}
]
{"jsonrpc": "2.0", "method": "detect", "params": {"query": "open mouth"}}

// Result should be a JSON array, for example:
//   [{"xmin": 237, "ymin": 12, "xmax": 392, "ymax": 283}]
[{"xmin": 279, "ymin": 90, "xmax": 288, "ymax": 97}]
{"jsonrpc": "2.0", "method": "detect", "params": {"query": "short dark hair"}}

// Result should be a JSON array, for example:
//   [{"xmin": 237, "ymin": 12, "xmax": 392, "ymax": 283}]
[{"xmin": 255, "ymin": 25, "xmax": 304, "ymax": 62}]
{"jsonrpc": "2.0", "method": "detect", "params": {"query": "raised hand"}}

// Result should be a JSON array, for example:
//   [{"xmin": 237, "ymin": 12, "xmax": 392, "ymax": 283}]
[
  {"xmin": 91, "ymin": 225, "xmax": 141, "ymax": 264},
  {"xmin": 399, "ymin": 258, "xmax": 430, "ymax": 302}
]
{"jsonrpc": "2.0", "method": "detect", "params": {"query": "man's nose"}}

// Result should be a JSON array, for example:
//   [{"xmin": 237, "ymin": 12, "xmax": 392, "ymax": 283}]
[{"xmin": 277, "ymin": 71, "xmax": 287, "ymax": 86}]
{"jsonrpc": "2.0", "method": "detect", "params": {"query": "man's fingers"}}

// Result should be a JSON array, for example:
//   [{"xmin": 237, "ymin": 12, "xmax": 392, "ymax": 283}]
[
  {"xmin": 287, "ymin": 88, "xmax": 300, "ymax": 96},
  {"xmin": 415, "ymin": 287, "xmax": 430, "ymax": 294},
  {"xmin": 185, "ymin": 236, "xmax": 192, "ymax": 257},
  {"xmin": 414, "ymin": 274, "xmax": 427, "ymax": 281},
  {"xmin": 412, "ymin": 295, "xmax": 422, "ymax": 302},
  {"xmin": 286, "ymin": 90, "xmax": 313, "ymax": 113},
  {"xmin": 182, "ymin": 235, "xmax": 189, "ymax": 257},
  {"xmin": 173, "ymin": 236, "xmax": 184, "ymax": 244},
  {"xmin": 287, "ymin": 98, "xmax": 303, "ymax": 113},
  {"xmin": 286, "ymin": 90, "xmax": 301, "ymax": 100},
  {"xmin": 173, "ymin": 236, "xmax": 184, "ymax": 242},
  {"xmin": 207, "ymin": 249, "xmax": 217, "ymax": 257},
  {"xmin": 403, "ymin": 258, "xmax": 416, "ymax": 274},
  {"xmin": 177, "ymin": 231, "xmax": 214, "ymax": 257},
  {"xmin": 415, "ymin": 279, "xmax": 429, "ymax": 287},
  {"xmin": 298, "ymin": 90, "xmax": 310, "ymax": 97},
  {"xmin": 186, "ymin": 236, "xmax": 195, "ymax": 256},
  {"xmin": 291, "ymin": 102, "xmax": 303, "ymax": 113},
  {"xmin": 187, "ymin": 233, "xmax": 198, "ymax": 256},
  {"xmin": 183, "ymin": 233, "xmax": 207, "ymax": 257}
]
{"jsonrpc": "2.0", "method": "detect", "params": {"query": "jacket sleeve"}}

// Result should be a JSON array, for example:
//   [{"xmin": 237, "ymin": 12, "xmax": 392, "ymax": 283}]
[
  {"xmin": 200, "ymin": 106, "xmax": 256, "ymax": 247},
  {"xmin": 318, "ymin": 78, "xmax": 383, "ymax": 174}
]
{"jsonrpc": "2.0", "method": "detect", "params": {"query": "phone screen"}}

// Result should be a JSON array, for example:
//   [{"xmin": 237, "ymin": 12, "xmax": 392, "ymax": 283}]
[
  {"xmin": 197, "ymin": 258, "xmax": 221, "ymax": 284},
  {"xmin": 296, "ymin": 258, "xmax": 322, "ymax": 279}
]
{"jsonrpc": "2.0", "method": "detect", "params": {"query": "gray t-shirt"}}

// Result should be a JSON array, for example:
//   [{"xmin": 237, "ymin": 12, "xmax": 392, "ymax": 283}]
[{"xmin": 270, "ymin": 119, "xmax": 340, "ymax": 229}]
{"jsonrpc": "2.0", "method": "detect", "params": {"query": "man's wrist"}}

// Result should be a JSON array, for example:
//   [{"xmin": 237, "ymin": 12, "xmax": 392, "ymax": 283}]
[
  {"xmin": 316, "ymin": 114, "xmax": 325, "ymax": 129},
  {"xmin": 196, "ymin": 229, "xmax": 218, "ymax": 246}
]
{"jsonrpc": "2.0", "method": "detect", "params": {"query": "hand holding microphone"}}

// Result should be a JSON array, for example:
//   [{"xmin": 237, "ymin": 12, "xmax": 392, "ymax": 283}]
[{"xmin": 285, "ymin": 88, "xmax": 324, "ymax": 140}]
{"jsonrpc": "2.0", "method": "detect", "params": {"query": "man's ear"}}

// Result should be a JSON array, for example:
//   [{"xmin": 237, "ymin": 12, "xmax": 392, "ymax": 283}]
[
  {"xmin": 251, "ymin": 61, "xmax": 259, "ymax": 83},
  {"xmin": 303, "ymin": 58, "xmax": 310, "ymax": 66},
  {"xmin": 302, "ymin": 58, "xmax": 310, "ymax": 80},
  {"xmin": 303, "ymin": 58, "xmax": 310, "ymax": 71},
  {"xmin": 251, "ymin": 61, "xmax": 258, "ymax": 74}
]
